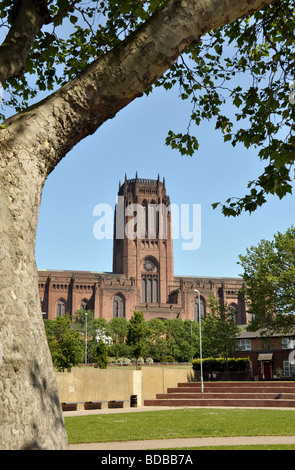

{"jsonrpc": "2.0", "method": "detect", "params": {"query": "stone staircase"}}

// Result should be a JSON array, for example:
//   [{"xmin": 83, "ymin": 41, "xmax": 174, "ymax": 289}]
[{"xmin": 144, "ymin": 382, "xmax": 295, "ymax": 408}]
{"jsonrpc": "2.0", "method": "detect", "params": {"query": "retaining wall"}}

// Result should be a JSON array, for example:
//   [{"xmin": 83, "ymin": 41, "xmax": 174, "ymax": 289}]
[{"xmin": 55, "ymin": 367, "xmax": 189, "ymax": 407}]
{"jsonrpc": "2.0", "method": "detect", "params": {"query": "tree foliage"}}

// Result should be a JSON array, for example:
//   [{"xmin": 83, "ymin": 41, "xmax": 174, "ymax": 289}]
[
  {"xmin": 94, "ymin": 340, "xmax": 109, "ymax": 369},
  {"xmin": 202, "ymin": 296, "xmax": 241, "ymax": 358},
  {"xmin": 239, "ymin": 226, "xmax": 295, "ymax": 333},
  {"xmin": 126, "ymin": 311, "xmax": 151, "ymax": 359},
  {"xmin": 192, "ymin": 357, "xmax": 249, "ymax": 372},
  {"xmin": 0, "ymin": 0, "xmax": 294, "ymax": 214},
  {"xmin": 73, "ymin": 309, "xmax": 112, "ymax": 362},
  {"xmin": 157, "ymin": 0, "xmax": 295, "ymax": 215},
  {"xmin": 44, "ymin": 315, "xmax": 84, "ymax": 371},
  {"xmin": 44, "ymin": 308, "xmax": 243, "ymax": 365}
]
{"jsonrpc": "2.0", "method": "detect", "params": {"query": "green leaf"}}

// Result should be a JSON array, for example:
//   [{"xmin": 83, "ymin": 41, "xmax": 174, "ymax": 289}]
[{"xmin": 70, "ymin": 15, "xmax": 78, "ymax": 24}]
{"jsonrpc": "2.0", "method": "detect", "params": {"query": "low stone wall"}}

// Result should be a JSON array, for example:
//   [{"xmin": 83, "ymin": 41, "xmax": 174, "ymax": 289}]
[
  {"xmin": 141, "ymin": 367, "xmax": 189, "ymax": 401},
  {"xmin": 55, "ymin": 367, "xmax": 189, "ymax": 407}
]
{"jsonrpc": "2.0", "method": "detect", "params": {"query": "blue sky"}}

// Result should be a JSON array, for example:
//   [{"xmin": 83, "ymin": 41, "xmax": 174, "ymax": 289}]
[{"xmin": 35, "ymin": 84, "xmax": 295, "ymax": 278}]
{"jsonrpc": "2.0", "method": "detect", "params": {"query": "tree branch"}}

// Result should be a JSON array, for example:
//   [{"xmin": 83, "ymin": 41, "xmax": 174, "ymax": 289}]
[
  {"xmin": 0, "ymin": 0, "xmax": 50, "ymax": 83},
  {"xmin": 50, "ymin": 0, "xmax": 80, "ymax": 26},
  {"xmin": 2, "ymin": 0, "xmax": 275, "ymax": 176}
]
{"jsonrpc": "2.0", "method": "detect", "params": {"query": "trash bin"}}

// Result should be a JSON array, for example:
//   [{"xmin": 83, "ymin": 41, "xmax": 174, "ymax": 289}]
[{"xmin": 130, "ymin": 395, "xmax": 137, "ymax": 408}]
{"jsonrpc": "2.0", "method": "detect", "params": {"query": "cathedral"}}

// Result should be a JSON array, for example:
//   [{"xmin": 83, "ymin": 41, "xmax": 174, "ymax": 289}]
[{"xmin": 38, "ymin": 175, "xmax": 247, "ymax": 324}]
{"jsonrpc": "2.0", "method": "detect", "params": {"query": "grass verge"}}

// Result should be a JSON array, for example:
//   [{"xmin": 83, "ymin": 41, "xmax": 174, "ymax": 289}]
[{"xmin": 65, "ymin": 408, "xmax": 295, "ymax": 444}]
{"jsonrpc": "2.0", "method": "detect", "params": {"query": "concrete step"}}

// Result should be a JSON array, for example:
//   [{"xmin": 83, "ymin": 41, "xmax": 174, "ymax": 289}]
[
  {"xmin": 157, "ymin": 392, "xmax": 295, "ymax": 400},
  {"xmin": 144, "ymin": 381, "xmax": 295, "ymax": 408},
  {"xmin": 144, "ymin": 398, "xmax": 295, "ymax": 407},
  {"xmin": 168, "ymin": 386, "xmax": 295, "ymax": 394},
  {"xmin": 177, "ymin": 382, "xmax": 295, "ymax": 388}
]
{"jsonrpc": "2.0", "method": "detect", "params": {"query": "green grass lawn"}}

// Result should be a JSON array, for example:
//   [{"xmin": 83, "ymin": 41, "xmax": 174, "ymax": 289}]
[{"xmin": 65, "ymin": 408, "xmax": 295, "ymax": 445}]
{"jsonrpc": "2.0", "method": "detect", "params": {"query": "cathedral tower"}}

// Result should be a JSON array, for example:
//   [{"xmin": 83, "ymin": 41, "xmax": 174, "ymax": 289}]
[{"xmin": 113, "ymin": 173, "xmax": 174, "ymax": 305}]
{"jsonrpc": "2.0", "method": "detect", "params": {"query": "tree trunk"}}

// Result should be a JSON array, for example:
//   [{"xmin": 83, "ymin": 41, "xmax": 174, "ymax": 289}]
[{"xmin": 0, "ymin": 140, "xmax": 68, "ymax": 450}]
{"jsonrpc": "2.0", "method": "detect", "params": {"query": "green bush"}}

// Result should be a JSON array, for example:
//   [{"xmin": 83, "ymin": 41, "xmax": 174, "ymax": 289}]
[
  {"xmin": 161, "ymin": 355, "xmax": 176, "ymax": 363},
  {"xmin": 94, "ymin": 341, "xmax": 109, "ymax": 369},
  {"xmin": 192, "ymin": 357, "xmax": 249, "ymax": 372}
]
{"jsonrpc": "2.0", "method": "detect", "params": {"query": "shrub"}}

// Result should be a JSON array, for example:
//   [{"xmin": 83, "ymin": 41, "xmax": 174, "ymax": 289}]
[
  {"xmin": 94, "ymin": 341, "xmax": 108, "ymax": 369},
  {"xmin": 117, "ymin": 357, "xmax": 131, "ymax": 366},
  {"xmin": 145, "ymin": 357, "xmax": 154, "ymax": 364},
  {"xmin": 192, "ymin": 357, "xmax": 249, "ymax": 372},
  {"xmin": 161, "ymin": 355, "xmax": 176, "ymax": 363},
  {"xmin": 107, "ymin": 357, "xmax": 117, "ymax": 363}
]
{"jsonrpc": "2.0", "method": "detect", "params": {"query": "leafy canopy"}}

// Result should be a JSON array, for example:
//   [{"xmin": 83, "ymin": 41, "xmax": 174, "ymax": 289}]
[
  {"xmin": 239, "ymin": 226, "xmax": 295, "ymax": 334},
  {"xmin": 1, "ymin": 0, "xmax": 295, "ymax": 214},
  {"xmin": 202, "ymin": 296, "xmax": 240, "ymax": 358},
  {"xmin": 44, "ymin": 315, "xmax": 84, "ymax": 371}
]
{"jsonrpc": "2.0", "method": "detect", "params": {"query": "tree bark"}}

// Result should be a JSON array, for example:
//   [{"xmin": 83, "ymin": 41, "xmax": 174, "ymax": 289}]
[
  {"xmin": 0, "ymin": 134, "xmax": 68, "ymax": 449},
  {"xmin": 0, "ymin": 0, "xmax": 274, "ymax": 450}
]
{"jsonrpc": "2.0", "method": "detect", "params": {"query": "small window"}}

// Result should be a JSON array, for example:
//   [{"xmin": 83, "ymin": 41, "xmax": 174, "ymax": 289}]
[
  {"xmin": 262, "ymin": 340, "xmax": 272, "ymax": 350},
  {"xmin": 282, "ymin": 337, "xmax": 294, "ymax": 350},
  {"xmin": 283, "ymin": 361, "xmax": 295, "ymax": 378},
  {"xmin": 236, "ymin": 339, "xmax": 251, "ymax": 351}
]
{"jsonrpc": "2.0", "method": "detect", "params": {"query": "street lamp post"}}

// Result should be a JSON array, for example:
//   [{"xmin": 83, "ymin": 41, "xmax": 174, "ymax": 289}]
[
  {"xmin": 85, "ymin": 312, "xmax": 88, "ymax": 365},
  {"xmin": 194, "ymin": 289, "xmax": 204, "ymax": 393}
]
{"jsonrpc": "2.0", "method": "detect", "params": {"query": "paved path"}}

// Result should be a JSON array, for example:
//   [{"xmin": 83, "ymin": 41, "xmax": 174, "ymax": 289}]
[
  {"xmin": 69, "ymin": 435, "xmax": 295, "ymax": 450},
  {"xmin": 65, "ymin": 406, "xmax": 295, "ymax": 450}
]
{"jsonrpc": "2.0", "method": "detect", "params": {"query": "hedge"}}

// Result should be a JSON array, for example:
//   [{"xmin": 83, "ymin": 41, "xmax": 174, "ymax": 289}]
[{"xmin": 192, "ymin": 357, "xmax": 249, "ymax": 372}]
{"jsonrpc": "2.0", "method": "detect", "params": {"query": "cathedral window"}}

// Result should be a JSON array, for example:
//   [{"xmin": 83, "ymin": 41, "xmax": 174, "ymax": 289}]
[
  {"xmin": 148, "ymin": 200, "xmax": 157, "ymax": 239},
  {"xmin": 113, "ymin": 294, "xmax": 125, "ymax": 318},
  {"xmin": 57, "ymin": 299, "xmax": 66, "ymax": 317},
  {"xmin": 142, "ymin": 278, "xmax": 146, "ymax": 303},
  {"xmin": 139, "ymin": 200, "xmax": 159, "ymax": 239},
  {"xmin": 153, "ymin": 278, "xmax": 158, "ymax": 303},
  {"xmin": 80, "ymin": 299, "xmax": 88, "ymax": 311},
  {"xmin": 142, "ymin": 257, "xmax": 159, "ymax": 303},
  {"xmin": 229, "ymin": 303, "xmax": 239, "ymax": 323},
  {"xmin": 147, "ymin": 277, "xmax": 152, "ymax": 303},
  {"xmin": 141, "ymin": 200, "xmax": 147, "ymax": 239},
  {"xmin": 194, "ymin": 297, "xmax": 206, "ymax": 321}
]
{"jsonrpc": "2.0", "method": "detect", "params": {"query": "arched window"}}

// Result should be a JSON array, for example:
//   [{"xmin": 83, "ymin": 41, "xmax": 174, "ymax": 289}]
[
  {"xmin": 140, "ymin": 200, "xmax": 148, "ymax": 239},
  {"xmin": 57, "ymin": 299, "xmax": 66, "ymax": 317},
  {"xmin": 230, "ymin": 302, "xmax": 238, "ymax": 312},
  {"xmin": 113, "ymin": 294, "xmax": 125, "ymax": 318},
  {"xmin": 229, "ymin": 303, "xmax": 238, "ymax": 322},
  {"xmin": 153, "ymin": 278, "xmax": 158, "ymax": 303},
  {"xmin": 80, "ymin": 299, "xmax": 88, "ymax": 311},
  {"xmin": 142, "ymin": 277, "xmax": 147, "ymax": 303},
  {"xmin": 148, "ymin": 200, "xmax": 157, "ymax": 239},
  {"xmin": 194, "ymin": 297, "xmax": 206, "ymax": 321},
  {"xmin": 142, "ymin": 256, "xmax": 159, "ymax": 303}
]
